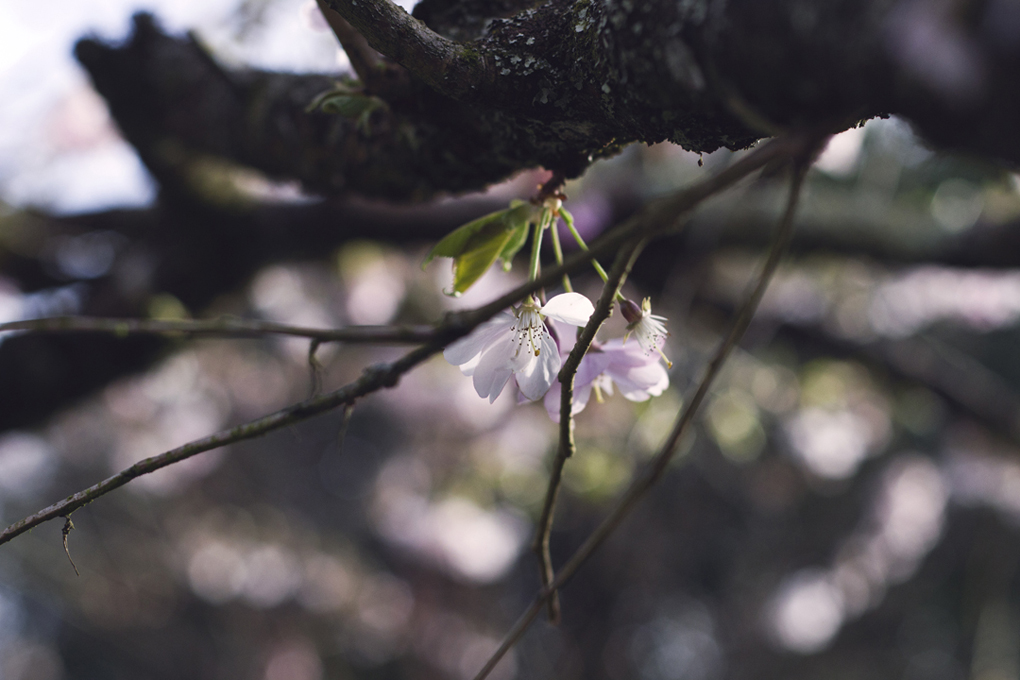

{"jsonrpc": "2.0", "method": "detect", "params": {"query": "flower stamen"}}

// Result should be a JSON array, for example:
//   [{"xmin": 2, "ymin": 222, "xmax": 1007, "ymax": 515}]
[
  {"xmin": 514, "ymin": 299, "xmax": 548, "ymax": 358},
  {"xmin": 443, "ymin": 292, "xmax": 595, "ymax": 403},
  {"xmin": 620, "ymin": 297, "xmax": 672, "ymax": 368}
]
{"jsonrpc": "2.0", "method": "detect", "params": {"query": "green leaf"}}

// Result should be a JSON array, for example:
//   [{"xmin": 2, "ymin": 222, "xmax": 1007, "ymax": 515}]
[
  {"xmin": 422, "ymin": 210, "xmax": 510, "ymax": 268},
  {"xmin": 450, "ymin": 229, "xmax": 516, "ymax": 295},
  {"xmin": 497, "ymin": 222, "xmax": 530, "ymax": 272},
  {"xmin": 497, "ymin": 200, "xmax": 538, "ymax": 269},
  {"xmin": 496, "ymin": 201, "xmax": 535, "ymax": 271},
  {"xmin": 422, "ymin": 202, "xmax": 539, "ymax": 295}
]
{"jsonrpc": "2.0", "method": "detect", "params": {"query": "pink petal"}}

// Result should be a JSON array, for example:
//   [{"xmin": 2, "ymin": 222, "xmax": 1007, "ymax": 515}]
[
  {"xmin": 543, "ymin": 379, "xmax": 594, "ymax": 423},
  {"xmin": 575, "ymin": 350, "xmax": 612, "ymax": 387},
  {"xmin": 573, "ymin": 380, "xmax": 595, "ymax": 414},
  {"xmin": 544, "ymin": 382, "xmax": 562, "ymax": 421},
  {"xmin": 601, "ymin": 337, "xmax": 661, "ymax": 367},
  {"xmin": 608, "ymin": 362, "xmax": 669, "ymax": 401}
]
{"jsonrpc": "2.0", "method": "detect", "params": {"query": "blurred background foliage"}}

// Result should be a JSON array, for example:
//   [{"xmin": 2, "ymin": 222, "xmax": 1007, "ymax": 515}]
[{"xmin": 3, "ymin": 1, "xmax": 1020, "ymax": 680}]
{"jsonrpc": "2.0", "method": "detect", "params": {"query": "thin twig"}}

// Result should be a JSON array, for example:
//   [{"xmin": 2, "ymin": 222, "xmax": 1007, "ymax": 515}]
[
  {"xmin": 336, "ymin": 403, "xmax": 355, "ymax": 457},
  {"xmin": 0, "ymin": 316, "xmax": 436, "ymax": 344},
  {"xmin": 308, "ymin": 340, "xmax": 325, "ymax": 397},
  {"xmin": 0, "ymin": 262, "xmax": 585, "ymax": 546},
  {"xmin": 533, "ymin": 237, "xmax": 646, "ymax": 623},
  {"xmin": 0, "ymin": 276, "xmax": 568, "ymax": 546},
  {"xmin": 0, "ymin": 341, "xmax": 435, "ymax": 547},
  {"xmin": 61, "ymin": 516, "xmax": 79, "ymax": 576},
  {"xmin": 0, "ymin": 134, "xmax": 797, "ymax": 550},
  {"xmin": 560, "ymin": 161, "xmax": 809, "ymax": 575},
  {"xmin": 517, "ymin": 133, "xmax": 816, "ymax": 622},
  {"xmin": 471, "ymin": 153, "xmax": 814, "ymax": 680}
]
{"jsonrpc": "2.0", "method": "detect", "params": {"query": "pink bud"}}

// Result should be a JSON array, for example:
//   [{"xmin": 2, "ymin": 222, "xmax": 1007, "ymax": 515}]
[{"xmin": 619, "ymin": 298, "xmax": 642, "ymax": 324}]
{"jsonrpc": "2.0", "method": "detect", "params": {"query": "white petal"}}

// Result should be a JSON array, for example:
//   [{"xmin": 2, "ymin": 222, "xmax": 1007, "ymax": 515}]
[
  {"xmin": 472, "ymin": 341, "xmax": 515, "ymax": 402},
  {"xmin": 458, "ymin": 352, "xmax": 481, "ymax": 376},
  {"xmin": 540, "ymin": 293, "xmax": 595, "ymax": 327},
  {"xmin": 485, "ymin": 369, "xmax": 513, "ymax": 403},
  {"xmin": 443, "ymin": 312, "xmax": 513, "ymax": 366},
  {"xmin": 541, "ymin": 329, "xmax": 561, "ymax": 367},
  {"xmin": 515, "ymin": 379, "xmax": 533, "ymax": 405},
  {"xmin": 508, "ymin": 339, "xmax": 538, "ymax": 372},
  {"xmin": 515, "ymin": 332, "xmax": 561, "ymax": 400}
]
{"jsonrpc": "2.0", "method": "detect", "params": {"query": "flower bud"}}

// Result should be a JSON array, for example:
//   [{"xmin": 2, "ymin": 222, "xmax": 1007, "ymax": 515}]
[{"xmin": 619, "ymin": 298, "xmax": 643, "ymax": 324}]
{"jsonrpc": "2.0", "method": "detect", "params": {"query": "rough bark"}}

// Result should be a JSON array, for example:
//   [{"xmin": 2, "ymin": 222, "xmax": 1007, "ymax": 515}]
[{"xmin": 75, "ymin": 1, "xmax": 1020, "ymax": 205}]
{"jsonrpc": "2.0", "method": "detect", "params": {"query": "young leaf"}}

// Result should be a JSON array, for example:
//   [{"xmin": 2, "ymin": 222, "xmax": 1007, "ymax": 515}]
[
  {"xmin": 307, "ymin": 85, "xmax": 387, "ymax": 132},
  {"xmin": 422, "ymin": 209, "xmax": 511, "ymax": 268},
  {"xmin": 423, "ymin": 202, "xmax": 539, "ymax": 294},
  {"xmin": 496, "ymin": 201, "xmax": 536, "ymax": 271},
  {"xmin": 497, "ymin": 222, "xmax": 530, "ymax": 272},
  {"xmin": 450, "ymin": 229, "xmax": 516, "ymax": 295}
]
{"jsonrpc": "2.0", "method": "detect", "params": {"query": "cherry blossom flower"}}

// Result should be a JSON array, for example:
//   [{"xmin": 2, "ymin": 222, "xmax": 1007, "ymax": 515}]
[
  {"xmin": 543, "ymin": 336, "xmax": 670, "ymax": 423},
  {"xmin": 444, "ymin": 293, "xmax": 595, "ymax": 403},
  {"xmin": 620, "ymin": 297, "xmax": 672, "ymax": 368}
]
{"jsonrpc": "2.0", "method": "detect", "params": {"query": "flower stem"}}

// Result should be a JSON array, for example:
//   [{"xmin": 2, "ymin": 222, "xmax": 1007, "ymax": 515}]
[
  {"xmin": 561, "ymin": 208, "xmax": 624, "ymax": 302},
  {"xmin": 548, "ymin": 212, "xmax": 572, "ymax": 292},
  {"xmin": 528, "ymin": 215, "xmax": 544, "ymax": 284}
]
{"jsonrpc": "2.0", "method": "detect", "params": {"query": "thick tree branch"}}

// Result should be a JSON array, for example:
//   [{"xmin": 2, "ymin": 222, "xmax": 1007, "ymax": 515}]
[
  {"xmin": 322, "ymin": 0, "xmax": 483, "ymax": 99},
  {"xmin": 316, "ymin": 1, "xmax": 385, "ymax": 81},
  {"xmin": 315, "ymin": 0, "xmax": 415, "ymax": 99},
  {"xmin": 76, "ymin": 1, "xmax": 1020, "ymax": 207}
]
